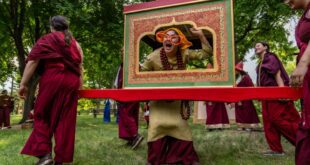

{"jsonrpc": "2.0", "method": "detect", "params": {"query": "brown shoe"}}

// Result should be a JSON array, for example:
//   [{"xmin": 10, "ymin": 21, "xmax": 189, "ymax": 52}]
[
  {"xmin": 131, "ymin": 134, "xmax": 144, "ymax": 150},
  {"xmin": 36, "ymin": 153, "xmax": 53, "ymax": 165}
]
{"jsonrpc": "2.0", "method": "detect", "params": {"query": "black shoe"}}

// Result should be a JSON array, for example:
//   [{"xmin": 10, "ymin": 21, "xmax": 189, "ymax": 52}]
[
  {"xmin": 131, "ymin": 134, "xmax": 144, "ymax": 150},
  {"xmin": 36, "ymin": 153, "xmax": 53, "ymax": 165}
]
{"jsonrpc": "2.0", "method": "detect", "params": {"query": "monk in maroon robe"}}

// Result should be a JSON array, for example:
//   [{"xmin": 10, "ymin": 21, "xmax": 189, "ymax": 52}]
[
  {"xmin": 255, "ymin": 42, "xmax": 300, "ymax": 156},
  {"xmin": 18, "ymin": 16, "xmax": 83, "ymax": 165},
  {"xmin": 235, "ymin": 62, "xmax": 260, "ymax": 130},
  {"xmin": 285, "ymin": 0, "xmax": 310, "ymax": 164},
  {"xmin": 0, "ymin": 90, "xmax": 14, "ymax": 129},
  {"xmin": 205, "ymin": 102, "xmax": 230, "ymax": 130},
  {"xmin": 115, "ymin": 62, "xmax": 143, "ymax": 149}
]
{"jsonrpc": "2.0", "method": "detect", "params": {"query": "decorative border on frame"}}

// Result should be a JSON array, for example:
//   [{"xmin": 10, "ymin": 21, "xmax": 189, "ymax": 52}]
[{"xmin": 124, "ymin": 0, "xmax": 234, "ymax": 88}]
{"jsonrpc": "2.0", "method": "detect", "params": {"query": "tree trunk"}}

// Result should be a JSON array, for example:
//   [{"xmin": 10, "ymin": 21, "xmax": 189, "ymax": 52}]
[
  {"xmin": 96, "ymin": 99, "xmax": 100, "ymax": 113},
  {"xmin": 19, "ymin": 74, "xmax": 39, "ymax": 123},
  {"xmin": 10, "ymin": 74, "xmax": 14, "ymax": 96}
]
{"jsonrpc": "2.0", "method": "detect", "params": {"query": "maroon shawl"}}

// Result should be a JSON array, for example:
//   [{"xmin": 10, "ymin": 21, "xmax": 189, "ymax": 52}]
[
  {"xmin": 256, "ymin": 52, "xmax": 289, "ymax": 87},
  {"xmin": 27, "ymin": 31, "xmax": 81, "ymax": 76}
]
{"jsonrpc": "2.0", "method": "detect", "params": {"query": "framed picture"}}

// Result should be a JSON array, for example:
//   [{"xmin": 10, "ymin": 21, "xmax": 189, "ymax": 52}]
[{"xmin": 123, "ymin": 0, "xmax": 235, "ymax": 88}]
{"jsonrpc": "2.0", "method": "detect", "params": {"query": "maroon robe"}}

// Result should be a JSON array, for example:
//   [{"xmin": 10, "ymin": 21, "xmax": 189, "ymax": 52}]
[
  {"xmin": 147, "ymin": 136, "xmax": 199, "ymax": 165},
  {"xmin": 205, "ymin": 102, "xmax": 229, "ymax": 129},
  {"xmin": 235, "ymin": 74, "xmax": 260, "ymax": 127},
  {"xmin": 21, "ymin": 32, "xmax": 81, "ymax": 163},
  {"xmin": 0, "ymin": 95, "xmax": 14, "ymax": 128},
  {"xmin": 116, "ymin": 64, "xmax": 140, "ymax": 141},
  {"xmin": 295, "ymin": 3, "xmax": 310, "ymax": 165},
  {"xmin": 257, "ymin": 52, "xmax": 300, "ymax": 152}
]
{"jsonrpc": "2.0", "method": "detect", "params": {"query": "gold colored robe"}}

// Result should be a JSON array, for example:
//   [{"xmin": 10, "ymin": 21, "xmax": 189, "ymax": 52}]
[
  {"xmin": 142, "ymin": 44, "xmax": 212, "ymax": 142},
  {"xmin": 141, "ymin": 43, "xmax": 211, "ymax": 71}
]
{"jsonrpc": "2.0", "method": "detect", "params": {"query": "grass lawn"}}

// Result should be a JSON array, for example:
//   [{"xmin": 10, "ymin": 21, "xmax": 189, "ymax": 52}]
[{"xmin": 0, "ymin": 115, "xmax": 294, "ymax": 165}]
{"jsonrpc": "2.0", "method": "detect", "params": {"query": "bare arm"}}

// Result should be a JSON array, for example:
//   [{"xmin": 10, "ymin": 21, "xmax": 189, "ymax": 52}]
[
  {"xmin": 299, "ymin": 42, "xmax": 310, "ymax": 68},
  {"xmin": 18, "ymin": 60, "xmax": 40, "ymax": 98},
  {"xmin": 290, "ymin": 41, "xmax": 310, "ymax": 87},
  {"xmin": 190, "ymin": 28, "xmax": 212, "ymax": 53},
  {"xmin": 275, "ymin": 70, "xmax": 285, "ymax": 87},
  {"xmin": 198, "ymin": 34, "xmax": 212, "ymax": 55},
  {"xmin": 187, "ymin": 28, "xmax": 212, "ymax": 60}
]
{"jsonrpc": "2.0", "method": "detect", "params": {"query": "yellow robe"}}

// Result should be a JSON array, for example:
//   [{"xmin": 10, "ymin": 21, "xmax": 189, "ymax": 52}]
[
  {"xmin": 141, "ymin": 43, "xmax": 211, "ymax": 71},
  {"xmin": 142, "ymin": 44, "xmax": 212, "ymax": 142}
]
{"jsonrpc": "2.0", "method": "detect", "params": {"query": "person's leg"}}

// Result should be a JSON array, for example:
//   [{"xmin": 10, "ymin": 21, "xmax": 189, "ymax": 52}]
[
  {"xmin": 147, "ymin": 137, "xmax": 168, "ymax": 165},
  {"xmin": 262, "ymin": 101, "xmax": 283, "ymax": 153},
  {"xmin": 272, "ymin": 101, "xmax": 300, "ymax": 146},
  {"xmin": 0, "ymin": 109, "xmax": 4, "ymax": 129},
  {"xmin": 4, "ymin": 107, "xmax": 11, "ymax": 128},
  {"xmin": 119, "ymin": 102, "xmax": 142, "ymax": 148},
  {"xmin": 296, "ymin": 128, "xmax": 310, "ymax": 165},
  {"xmin": 53, "ymin": 95, "xmax": 78, "ymax": 163},
  {"xmin": 20, "ymin": 110, "xmax": 53, "ymax": 157},
  {"xmin": 165, "ymin": 137, "xmax": 199, "ymax": 164},
  {"xmin": 296, "ymin": 76, "xmax": 310, "ymax": 165},
  {"xmin": 53, "ymin": 74, "xmax": 79, "ymax": 163}
]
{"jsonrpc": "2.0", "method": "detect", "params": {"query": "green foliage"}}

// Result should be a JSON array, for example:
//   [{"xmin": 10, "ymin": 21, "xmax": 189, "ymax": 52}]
[
  {"xmin": 78, "ymin": 98, "xmax": 97, "ymax": 112},
  {"xmin": 0, "ymin": 0, "xmax": 302, "ymax": 88},
  {"xmin": 139, "ymin": 41, "xmax": 153, "ymax": 64},
  {"xmin": 234, "ymin": 0, "xmax": 298, "ymax": 62},
  {"xmin": 0, "ymin": 0, "xmax": 304, "ymax": 112}
]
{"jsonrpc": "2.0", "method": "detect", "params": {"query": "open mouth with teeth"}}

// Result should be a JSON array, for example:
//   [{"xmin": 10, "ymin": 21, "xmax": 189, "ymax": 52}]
[{"xmin": 164, "ymin": 42, "xmax": 174, "ymax": 51}]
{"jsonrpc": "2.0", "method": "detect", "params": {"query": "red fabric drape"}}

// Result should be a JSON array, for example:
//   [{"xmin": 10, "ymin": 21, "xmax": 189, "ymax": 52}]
[{"xmin": 79, "ymin": 87, "xmax": 302, "ymax": 102}]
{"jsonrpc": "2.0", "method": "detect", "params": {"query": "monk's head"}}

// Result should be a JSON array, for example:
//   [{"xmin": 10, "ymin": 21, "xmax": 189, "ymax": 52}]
[
  {"xmin": 156, "ymin": 28, "xmax": 192, "ymax": 56},
  {"xmin": 254, "ymin": 42, "xmax": 269, "ymax": 57},
  {"xmin": 283, "ymin": 0, "xmax": 309, "ymax": 9},
  {"xmin": 50, "ymin": 16, "xmax": 72, "ymax": 46},
  {"xmin": 50, "ymin": 16, "xmax": 69, "ymax": 32}
]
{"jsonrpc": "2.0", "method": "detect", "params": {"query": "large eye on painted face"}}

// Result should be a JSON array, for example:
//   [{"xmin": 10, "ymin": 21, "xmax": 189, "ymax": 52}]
[{"xmin": 163, "ymin": 30, "xmax": 181, "ymax": 45}]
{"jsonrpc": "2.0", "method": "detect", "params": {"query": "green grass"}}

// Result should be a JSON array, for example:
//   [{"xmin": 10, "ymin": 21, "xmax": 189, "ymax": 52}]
[{"xmin": 0, "ymin": 115, "xmax": 294, "ymax": 165}]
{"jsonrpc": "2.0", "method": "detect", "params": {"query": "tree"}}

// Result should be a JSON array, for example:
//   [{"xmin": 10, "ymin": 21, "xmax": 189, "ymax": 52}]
[
  {"xmin": 0, "ymin": 0, "xmax": 302, "ymax": 122},
  {"xmin": 234, "ymin": 0, "xmax": 298, "ymax": 64},
  {"xmin": 0, "ymin": 0, "xmax": 56, "ymax": 123}
]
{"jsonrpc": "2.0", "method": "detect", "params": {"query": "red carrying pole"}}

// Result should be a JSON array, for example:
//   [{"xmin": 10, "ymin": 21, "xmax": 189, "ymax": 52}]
[{"xmin": 79, "ymin": 87, "xmax": 302, "ymax": 102}]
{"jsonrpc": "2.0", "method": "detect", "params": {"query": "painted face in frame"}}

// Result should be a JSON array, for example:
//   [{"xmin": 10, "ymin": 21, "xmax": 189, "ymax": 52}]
[{"xmin": 163, "ymin": 30, "xmax": 181, "ymax": 54}]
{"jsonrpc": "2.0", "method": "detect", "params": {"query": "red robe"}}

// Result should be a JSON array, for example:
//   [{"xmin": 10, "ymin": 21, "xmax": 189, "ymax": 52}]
[
  {"xmin": 0, "ymin": 95, "xmax": 14, "ymax": 128},
  {"xmin": 21, "ymin": 32, "xmax": 81, "ymax": 163},
  {"xmin": 205, "ymin": 102, "xmax": 229, "ymax": 129},
  {"xmin": 235, "ymin": 74, "xmax": 260, "ymax": 128},
  {"xmin": 295, "ymin": 3, "xmax": 310, "ymax": 164},
  {"xmin": 116, "ymin": 64, "xmax": 139, "ymax": 141},
  {"xmin": 257, "ymin": 52, "xmax": 300, "ymax": 152},
  {"xmin": 147, "ymin": 136, "xmax": 199, "ymax": 164}
]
